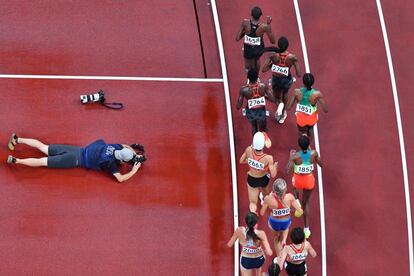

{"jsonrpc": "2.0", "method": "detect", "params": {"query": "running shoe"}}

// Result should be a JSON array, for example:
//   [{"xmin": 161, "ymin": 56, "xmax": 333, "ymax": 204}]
[
  {"xmin": 259, "ymin": 192, "xmax": 264, "ymax": 205},
  {"xmin": 304, "ymin": 228, "xmax": 311, "ymax": 239},
  {"xmin": 7, "ymin": 155, "xmax": 16, "ymax": 164},
  {"xmin": 278, "ymin": 111, "xmax": 288, "ymax": 124},
  {"xmin": 8, "ymin": 133, "xmax": 18, "ymax": 150},
  {"xmin": 275, "ymin": 103, "xmax": 284, "ymax": 122}
]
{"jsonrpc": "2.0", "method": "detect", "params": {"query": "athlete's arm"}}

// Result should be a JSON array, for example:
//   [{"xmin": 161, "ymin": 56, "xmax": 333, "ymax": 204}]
[
  {"xmin": 259, "ymin": 197, "xmax": 269, "ymax": 216},
  {"xmin": 290, "ymin": 193, "xmax": 303, "ymax": 216},
  {"xmin": 227, "ymin": 228, "xmax": 241, "ymax": 247},
  {"xmin": 257, "ymin": 230, "xmax": 273, "ymax": 256},
  {"xmin": 313, "ymin": 150, "xmax": 323, "ymax": 167},
  {"xmin": 263, "ymin": 84, "xmax": 276, "ymax": 103},
  {"xmin": 278, "ymin": 247, "xmax": 288, "ymax": 271},
  {"xmin": 268, "ymin": 155, "xmax": 278, "ymax": 178},
  {"xmin": 113, "ymin": 162, "xmax": 141, "ymax": 183},
  {"xmin": 285, "ymin": 150, "xmax": 297, "ymax": 174},
  {"xmin": 236, "ymin": 20, "xmax": 247, "ymax": 41},
  {"xmin": 239, "ymin": 147, "xmax": 249, "ymax": 164},
  {"xmin": 261, "ymin": 56, "xmax": 273, "ymax": 73},
  {"xmin": 291, "ymin": 55, "xmax": 301, "ymax": 78},
  {"xmin": 236, "ymin": 87, "xmax": 246, "ymax": 110},
  {"xmin": 317, "ymin": 92, "xmax": 328, "ymax": 113},
  {"xmin": 286, "ymin": 89, "xmax": 300, "ymax": 111},
  {"xmin": 265, "ymin": 16, "xmax": 275, "ymax": 44},
  {"xmin": 306, "ymin": 241, "xmax": 318, "ymax": 257}
]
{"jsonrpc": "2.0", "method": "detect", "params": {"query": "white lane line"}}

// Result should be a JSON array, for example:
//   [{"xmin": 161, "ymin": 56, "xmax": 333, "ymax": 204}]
[
  {"xmin": 293, "ymin": 1, "xmax": 327, "ymax": 275},
  {"xmin": 376, "ymin": 1, "xmax": 413, "ymax": 275},
  {"xmin": 210, "ymin": 1, "xmax": 239, "ymax": 276},
  {"xmin": 0, "ymin": 74, "xmax": 224, "ymax": 82}
]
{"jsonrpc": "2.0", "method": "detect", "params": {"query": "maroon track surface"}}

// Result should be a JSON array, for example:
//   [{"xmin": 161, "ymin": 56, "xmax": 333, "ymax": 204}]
[
  {"xmin": 0, "ymin": 80, "xmax": 234, "ymax": 275},
  {"xmin": 299, "ymin": 0, "xmax": 410, "ymax": 275},
  {"xmin": 1, "ymin": 1, "xmax": 414, "ymax": 275},
  {"xmin": 216, "ymin": 1, "xmax": 322, "ymax": 274},
  {"xmin": 0, "ymin": 0, "xmax": 220, "ymax": 78}
]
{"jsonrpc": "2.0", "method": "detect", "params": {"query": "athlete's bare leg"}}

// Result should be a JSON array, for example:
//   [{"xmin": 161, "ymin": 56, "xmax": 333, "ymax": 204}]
[
  {"xmin": 244, "ymin": 58, "xmax": 256, "ymax": 72},
  {"xmin": 302, "ymin": 189, "xmax": 313, "ymax": 228},
  {"xmin": 240, "ymin": 267, "xmax": 252, "ymax": 276},
  {"xmin": 247, "ymin": 184, "xmax": 260, "ymax": 213},
  {"xmin": 17, "ymin": 138, "xmax": 49, "ymax": 155},
  {"xmin": 15, "ymin": 157, "xmax": 48, "ymax": 167}
]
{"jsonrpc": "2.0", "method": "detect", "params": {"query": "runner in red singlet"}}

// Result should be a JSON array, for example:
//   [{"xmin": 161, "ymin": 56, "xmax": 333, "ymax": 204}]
[
  {"xmin": 237, "ymin": 69, "xmax": 276, "ymax": 136},
  {"xmin": 240, "ymin": 132, "xmax": 278, "ymax": 213},
  {"xmin": 262, "ymin": 37, "xmax": 301, "ymax": 124},
  {"xmin": 277, "ymin": 227, "xmax": 317, "ymax": 276}
]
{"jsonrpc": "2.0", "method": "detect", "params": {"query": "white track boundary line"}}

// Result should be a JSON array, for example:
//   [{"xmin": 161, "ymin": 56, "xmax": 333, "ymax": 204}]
[
  {"xmin": 293, "ymin": 1, "xmax": 327, "ymax": 275},
  {"xmin": 0, "ymin": 74, "xmax": 223, "ymax": 82},
  {"xmin": 376, "ymin": 1, "xmax": 414, "ymax": 274},
  {"xmin": 210, "ymin": 1, "xmax": 239, "ymax": 276}
]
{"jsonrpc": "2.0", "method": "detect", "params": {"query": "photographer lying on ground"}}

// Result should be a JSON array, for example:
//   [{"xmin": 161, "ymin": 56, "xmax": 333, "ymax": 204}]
[{"xmin": 6, "ymin": 133, "xmax": 145, "ymax": 183}]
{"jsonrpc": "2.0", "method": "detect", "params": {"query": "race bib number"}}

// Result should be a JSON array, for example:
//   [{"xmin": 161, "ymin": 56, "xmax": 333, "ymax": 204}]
[
  {"xmin": 296, "ymin": 104, "xmax": 314, "ymax": 115},
  {"xmin": 290, "ymin": 252, "xmax": 307, "ymax": 261},
  {"xmin": 295, "ymin": 164, "xmax": 314, "ymax": 174},
  {"xmin": 271, "ymin": 64, "xmax": 289, "ymax": 76},
  {"xmin": 248, "ymin": 158, "xmax": 265, "ymax": 170},
  {"xmin": 242, "ymin": 247, "xmax": 262, "ymax": 254},
  {"xmin": 244, "ymin": 35, "xmax": 261, "ymax": 46},
  {"xmin": 272, "ymin": 207, "xmax": 290, "ymax": 217},
  {"xmin": 248, "ymin": 96, "xmax": 265, "ymax": 109}
]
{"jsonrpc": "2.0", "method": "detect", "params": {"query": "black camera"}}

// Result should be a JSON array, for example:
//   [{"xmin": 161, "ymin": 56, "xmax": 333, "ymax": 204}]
[
  {"xmin": 129, "ymin": 155, "xmax": 146, "ymax": 165},
  {"xmin": 80, "ymin": 90, "xmax": 105, "ymax": 104}
]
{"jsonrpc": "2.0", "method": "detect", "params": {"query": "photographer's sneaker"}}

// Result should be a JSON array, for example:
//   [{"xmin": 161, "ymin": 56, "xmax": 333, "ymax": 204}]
[
  {"xmin": 7, "ymin": 155, "xmax": 16, "ymax": 164},
  {"xmin": 8, "ymin": 133, "xmax": 18, "ymax": 150}
]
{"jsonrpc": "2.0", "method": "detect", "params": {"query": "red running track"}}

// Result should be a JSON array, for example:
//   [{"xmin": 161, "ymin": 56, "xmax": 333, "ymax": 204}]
[
  {"xmin": 1, "ymin": 0, "xmax": 414, "ymax": 275},
  {"xmin": 216, "ymin": 0, "xmax": 322, "ymax": 275},
  {"xmin": 0, "ymin": 0, "xmax": 220, "ymax": 78},
  {"xmin": 0, "ymin": 79, "xmax": 235, "ymax": 275},
  {"xmin": 299, "ymin": 0, "xmax": 411, "ymax": 275},
  {"xmin": 382, "ymin": 0, "xmax": 414, "ymax": 246}
]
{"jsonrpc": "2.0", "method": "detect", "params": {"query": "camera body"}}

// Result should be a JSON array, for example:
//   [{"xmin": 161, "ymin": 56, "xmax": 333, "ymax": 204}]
[
  {"xmin": 80, "ymin": 90, "xmax": 105, "ymax": 104},
  {"xmin": 129, "ymin": 155, "xmax": 147, "ymax": 165}
]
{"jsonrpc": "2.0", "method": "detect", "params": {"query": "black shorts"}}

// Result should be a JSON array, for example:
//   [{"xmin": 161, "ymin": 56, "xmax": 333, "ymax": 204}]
[
  {"xmin": 272, "ymin": 74, "xmax": 293, "ymax": 91},
  {"xmin": 47, "ymin": 144, "xmax": 82, "ymax": 168},
  {"xmin": 285, "ymin": 261, "xmax": 307, "ymax": 276},
  {"xmin": 244, "ymin": 44, "xmax": 265, "ymax": 59},
  {"xmin": 246, "ymin": 107, "xmax": 266, "ymax": 122},
  {"xmin": 247, "ymin": 174, "xmax": 270, "ymax": 188}
]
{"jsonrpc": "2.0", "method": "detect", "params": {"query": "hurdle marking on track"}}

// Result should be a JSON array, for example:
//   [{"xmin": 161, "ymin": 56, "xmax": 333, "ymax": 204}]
[
  {"xmin": 0, "ymin": 74, "xmax": 224, "ymax": 83},
  {"xmin": 293, "ymin": 1, "xmax": 327, "ymax": 275},
  {"xmin": 376, "ymin": 1, "xmax": 414, "ymax": 275},
  {"xmin": 210, "ymin": 1, "xmax": 240, "ymax": 276}
]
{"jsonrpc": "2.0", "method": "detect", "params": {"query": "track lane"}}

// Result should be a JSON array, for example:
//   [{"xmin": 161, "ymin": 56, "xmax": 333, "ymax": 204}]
[
  {"xmin": 381, "ymin": 2, "xmax": 414, "ymax": 270},
  {"xmin": 298, "ymin": 0, "xmax": 409, "ymax": 274},
  {"xmin": 216, "ymin": 1, "xmax": 322, "ymax": 274}
]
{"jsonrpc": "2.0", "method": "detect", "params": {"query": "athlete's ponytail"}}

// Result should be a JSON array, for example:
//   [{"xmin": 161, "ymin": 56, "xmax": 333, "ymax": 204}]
[
  {"xmin": 245, "ymin": 212, "xmax": 261, "ymax": 242},
  {"xmin": 273, "ymin": 178, "xmax": 288, "ymax": 208},
  {"xmin": 303, "ymin": 73, "xmax": 314, "ymax": 91}
]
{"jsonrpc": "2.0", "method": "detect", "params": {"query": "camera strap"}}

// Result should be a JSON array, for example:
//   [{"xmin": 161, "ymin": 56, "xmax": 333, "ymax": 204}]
[{"xmin": 101, "ymin": 101, "xmax": 124, "ymax": 109}]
